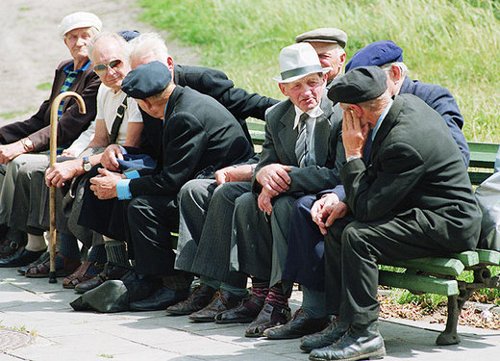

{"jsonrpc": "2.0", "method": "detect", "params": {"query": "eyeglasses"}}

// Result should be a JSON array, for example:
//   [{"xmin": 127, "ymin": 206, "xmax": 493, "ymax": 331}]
[{"xmin": 93, "ymin": 59, "xmax": 122, "ymax": 75}]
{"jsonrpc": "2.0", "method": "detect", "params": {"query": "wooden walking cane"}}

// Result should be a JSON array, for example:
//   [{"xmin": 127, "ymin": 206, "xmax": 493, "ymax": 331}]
[{"xmin": 48, "ymin": 91, "xmax": 86, "ymax": 283}]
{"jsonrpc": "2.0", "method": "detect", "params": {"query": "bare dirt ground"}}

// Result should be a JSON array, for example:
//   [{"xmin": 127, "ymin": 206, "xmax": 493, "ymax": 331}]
[{"xmin": 0, "ymin": 0, "xmax": 198, "ymax": 123}]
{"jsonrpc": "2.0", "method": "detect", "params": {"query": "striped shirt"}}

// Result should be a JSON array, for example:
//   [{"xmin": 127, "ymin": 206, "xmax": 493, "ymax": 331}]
[{"xmin": 57, "ymin": 60, "xmax": 91, "ymax": 118}]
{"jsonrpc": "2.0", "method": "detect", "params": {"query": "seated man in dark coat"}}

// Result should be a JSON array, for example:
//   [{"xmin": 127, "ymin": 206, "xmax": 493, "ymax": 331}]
[
  {"xmin": 307, "ymin": 67, "xmax": 481, "ymax": 361},
  {"xmin": 283, "ymin": 39, "xmax": 472, "ymax": 348},
  {"xmin": 78, "ymin": 61, "xmax": 253, "ymax": 311}
]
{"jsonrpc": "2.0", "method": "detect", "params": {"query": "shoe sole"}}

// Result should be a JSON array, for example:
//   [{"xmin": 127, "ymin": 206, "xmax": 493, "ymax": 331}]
[
  {"xmin": 215, "ymin": 316, "xmax": 254, "ymax": 324},
  {"xmin": 309, "ymin": 347, "xmax": 386, "ymax": 361}
]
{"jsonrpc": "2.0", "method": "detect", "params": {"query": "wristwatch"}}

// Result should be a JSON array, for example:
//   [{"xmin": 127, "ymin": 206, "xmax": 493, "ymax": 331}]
[
  {"xmin": 21, "ymin": 138, "xmax": 34, "ymax": 152},
  {"xmin": 82, "ymin": 156, "xmax": 92, "ymax": 172}
]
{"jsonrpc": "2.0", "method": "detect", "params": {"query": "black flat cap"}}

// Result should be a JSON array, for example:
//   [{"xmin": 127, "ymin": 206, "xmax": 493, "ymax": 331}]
[
  {"xmin": 121, "ymin": 60, "xmax": 172, "ymax": 99},
  {"xmin": 328, "ymin": 66, "xmax": 388, "ymax": 104}
]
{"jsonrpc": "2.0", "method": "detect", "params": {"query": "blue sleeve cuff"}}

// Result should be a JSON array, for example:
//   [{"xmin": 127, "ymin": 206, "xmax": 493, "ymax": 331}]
[
  {"xmin": 124, "ymin": 170, "xmax": 140, "ymax": 179},
  {"xmin": 330, "ymin": 185, "xmax": 345, "ymax": 201},
  {"xmin": 116, "ymin": 179, "xmax": 132, "ymax": 200}
]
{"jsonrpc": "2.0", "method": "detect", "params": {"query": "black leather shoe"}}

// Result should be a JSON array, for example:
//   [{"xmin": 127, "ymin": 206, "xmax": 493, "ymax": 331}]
[
  {"xmin": 309, "ymin": 322, "xmax": 386, "ymax": 361},
  {"xmin": 189, "ymin": 289, "xmax": 243, "ymax": 322},
  {"xmin": 166, "ymin": 283, "xmax": 216, "ymax": 315},
  {"xmin": 214, "ymin": 294, "xmax": 264, "ymax": 324},
  {"xmin": 0, "ymin": 239, "xmax": 23, "ymax": 259},
  {"xmin": 300, "ymin": 319, "xmax": 349, "ymax": 353},
  {"xmin": 245, "ymin": 302, "xmax": 291, "ymax": 337},
  {"xmin": 74, "ymin": 263, "xmax": 130, "ymax": 294},
  {"xmin": 0, "ymin": 248, "xmax": 46, "ymax": 268},
  {"xmin": 264, "ymin": 308, "xmax": 330, "ymax": 339},
  {"xmin": 129, "ymin": 286, "xmax": 190, "ymax": 311}
]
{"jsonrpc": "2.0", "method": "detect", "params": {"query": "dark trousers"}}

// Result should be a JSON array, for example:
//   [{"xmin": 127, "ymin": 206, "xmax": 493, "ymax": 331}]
[
  {"xmin": 325, "ymin": 212, "xmax": 452, "ymax": 326},
  {"xmin": 79, "ymin": 189, "xmax": 179, "ymax": 276},
  {"xmin": 282, "ymin": 195, "xmax": 326, "ymax": 291}
]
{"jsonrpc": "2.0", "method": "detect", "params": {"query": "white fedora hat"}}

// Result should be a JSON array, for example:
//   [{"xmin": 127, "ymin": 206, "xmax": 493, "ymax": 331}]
[{"xmin": 273, "ymin": 42, "xmax": 331, "ymax": 83}]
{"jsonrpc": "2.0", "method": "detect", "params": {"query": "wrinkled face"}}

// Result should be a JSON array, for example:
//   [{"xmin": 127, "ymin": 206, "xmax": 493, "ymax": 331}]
[
  {"xmin": 309, "ymin": 42, "xmax": 346, "ymax": 81},
  {"xmin": 91, "ymin": 38, "xmax": 131, "ymax": 90},
  {"xmin": 64, "ymin": 27, "xmax": 94, "ymax": 62},
  {"xmin": 279, "ymin": 73, "xmax": 326, "ymax": 112}
]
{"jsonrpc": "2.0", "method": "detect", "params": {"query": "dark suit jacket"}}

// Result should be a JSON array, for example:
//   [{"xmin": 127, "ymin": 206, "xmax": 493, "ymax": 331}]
[
  {"xmin": 341, "ymin": 94, "xmax": 481, "ymax": 251},
  {"xmin": 0, "ymin": 60, "xmax": 100, "ymax": 151},
  {"xmin": 400, "ymin": 77, "xmax": 469, "ymax": 165},
  {"xmin": 135, "ymin": 65, "xmax": 279, "ymax": 160},
  {"xmin": 128, "ymin": 86, "xmax": 253, "ymax": 197},
  {"xmin": 252, "ymin": 93, "xmax": 345, "ymax": 195}
]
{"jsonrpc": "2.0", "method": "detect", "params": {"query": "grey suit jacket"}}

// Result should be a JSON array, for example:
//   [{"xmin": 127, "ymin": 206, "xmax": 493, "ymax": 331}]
[{"xmin": 252, "ymin": 92, "xmax": 345, "ymax": 195}]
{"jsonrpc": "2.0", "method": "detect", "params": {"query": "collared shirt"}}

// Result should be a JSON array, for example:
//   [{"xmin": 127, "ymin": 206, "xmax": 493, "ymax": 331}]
[
  {"xmin": 371, "ymin": 99, "xmax": 393, "ymax": 141},
  {"xmin": 293, "ymin": 104, "xmax": 324, "ymax": 166},
  {"xmin": 58, "ymin": 60, "xmax": 91, "ymax": 118}
]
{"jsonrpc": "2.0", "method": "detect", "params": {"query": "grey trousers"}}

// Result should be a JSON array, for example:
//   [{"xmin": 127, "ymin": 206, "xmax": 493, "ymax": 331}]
[
  {"xmin": 0, "ymin": 154, "xmax": 49, "ymax": 227},
  {"xmin": 175, "ymin": 180, "xmax": 250, "ymax": 287},
  {"xmin": 231, "ymin": 191, "xmax": 295, "ymax": 286},
  {"xmin": 0, "ymin": 154, "xmax": 49, "ymax": 231}
]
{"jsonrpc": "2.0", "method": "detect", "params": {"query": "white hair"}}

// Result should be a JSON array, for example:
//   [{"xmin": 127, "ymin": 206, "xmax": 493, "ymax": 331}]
[
  {"xmin": 380, "ymin": 61, "xmax": 408, "ymax": 77},
  {"xmin": 87, "ymin": 31, "xmax": 130, "ymax": 63},
  {"xmin": 129, "ymin": 32, "xmax": 170, "ymax": 64}
]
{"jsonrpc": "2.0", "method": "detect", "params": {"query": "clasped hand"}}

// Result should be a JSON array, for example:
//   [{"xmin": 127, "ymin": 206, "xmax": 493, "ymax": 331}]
[
  {"xmin": 89, "ymin": 168, "xmax": 123, "ymax": 200},
  {"xmin": 311, "ymin": 193, "xmax": 348, "ymax": 235}
]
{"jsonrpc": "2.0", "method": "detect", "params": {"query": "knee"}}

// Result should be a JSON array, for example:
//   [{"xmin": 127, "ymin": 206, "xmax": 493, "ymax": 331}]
[{"xmin": 341, "ymin": 223, "xmax": 369, "ymax": 257}]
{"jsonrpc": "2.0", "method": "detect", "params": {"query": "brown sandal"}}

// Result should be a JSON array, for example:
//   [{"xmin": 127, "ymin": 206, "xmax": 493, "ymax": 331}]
[
  {"xmin": 25, "ymin": 254, "xmax": 80, "ymax": 278},
  {"xmin": 63, "ymin": 261, "xmax": 104, "ymax": 289}
]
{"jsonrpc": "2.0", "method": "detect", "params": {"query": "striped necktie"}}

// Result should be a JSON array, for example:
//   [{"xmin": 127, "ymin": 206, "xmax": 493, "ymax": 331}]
[{"xmin": 295, "ymin": 113, "xmax": 310, "ymax": 167}]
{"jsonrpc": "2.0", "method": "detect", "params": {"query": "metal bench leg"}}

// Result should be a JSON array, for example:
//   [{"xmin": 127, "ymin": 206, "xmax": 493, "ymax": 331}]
[{"xmin": 436, "ymin": 294, "xmax": 460, "ymax": 345}]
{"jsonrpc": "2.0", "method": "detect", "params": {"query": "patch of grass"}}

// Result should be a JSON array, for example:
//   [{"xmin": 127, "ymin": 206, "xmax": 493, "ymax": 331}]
[
  {"xmin": 36, "ymin": 82, "xmax": 52, "ymax": 91},
  {"xmin": 139, "ymin": 0, "xmax": 499, "ymax": 142},
  {"xmin": 0, "ymin": 322, "xmax": 38, "ymax": 337},
  {"xmin": 98, "ymin": 354, "xmax": 114, "ymax": 359}
]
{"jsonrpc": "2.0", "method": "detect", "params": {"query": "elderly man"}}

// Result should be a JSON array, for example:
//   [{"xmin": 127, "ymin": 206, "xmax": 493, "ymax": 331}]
[
  {"xmin": 166, "ymin": 28, "xmax": 348, "ymax": 323},
  {"xmin": 1, "ymin": 32, "xmax": 143, "ymax": 282},
  {"xmin": 0, "ymin": 12, "xmax": 101, "ymax": 258},
  {"xmin": 296, "ymin": 27, "xmax": 347, "ymax": 86},
  {"xmin": 345, "ymin": 40, "xmax": 469, "ymax": 165},
  {"xmin": 307, "ymin": 66, "xmax": 481, "ymax": 361},
  {"xmin": 190, "ymin": 43, "xmax": 344, "ymax": 338},
  {"xmin": 72, "ymin": 32, "xmax": 279, "ymax": 294},
  {"xmin": 77, "ymin": 60, "xmax": 254, "ymax": 311}
]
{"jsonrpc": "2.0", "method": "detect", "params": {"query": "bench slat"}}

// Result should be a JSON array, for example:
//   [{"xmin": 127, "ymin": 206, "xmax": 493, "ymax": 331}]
[
  {"xmin": 379, "ymin": 270, "xmax": 459, "ymax": 296},
  {"xmin": 450, "ymin": 251, "xmax": 479, "ymax": 267},
  {"xmin": 477, "ymin": 249, "xmax": 500, "ymax": 266},
  {"xmin": 386, "ymin": 257, "xmax": 465, "ymax": 277}
]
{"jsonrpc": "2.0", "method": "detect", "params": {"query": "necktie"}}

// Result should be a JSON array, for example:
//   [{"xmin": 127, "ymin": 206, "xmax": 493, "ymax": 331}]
[
  {"xmin": 363, "ymin": 130, "xmax": 373, "ymax": 162},
  {"xmin": 295, "ymin": 113, "xmax": 309, "ymax": 167}
]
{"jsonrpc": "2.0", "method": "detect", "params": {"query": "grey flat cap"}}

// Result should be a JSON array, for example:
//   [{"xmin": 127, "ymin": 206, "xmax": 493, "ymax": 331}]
[{"xmin": 295, "ymin": 28, "xmax": 348, "ymax": 48}]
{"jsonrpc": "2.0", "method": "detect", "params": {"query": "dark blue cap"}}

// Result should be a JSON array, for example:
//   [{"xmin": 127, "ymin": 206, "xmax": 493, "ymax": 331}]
[
  {"xmin": 121, "ymin": 61, "xmax": 172, "ymax": 99},
  {"xmin": 117, "ymin": 30, "xmax": 140, "ymax": 42},
  {"xmin": 345, "ymin": 40, "xmax": 403, "ymax": 72},
  {"xmin": 328, "ymin": 66, "xmax": 388, "ymax": 104}
]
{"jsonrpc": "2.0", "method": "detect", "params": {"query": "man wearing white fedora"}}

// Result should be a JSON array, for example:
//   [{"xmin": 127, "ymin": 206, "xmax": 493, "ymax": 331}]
[{"xmin": 194, "ymin": 42, "xmax": 345, "ymax": 337}]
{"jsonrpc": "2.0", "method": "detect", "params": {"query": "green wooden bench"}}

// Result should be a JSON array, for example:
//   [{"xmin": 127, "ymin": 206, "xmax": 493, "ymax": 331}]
[{"xmin": 248, "ymin": 120, "xmax": 500, "ymax": 346}]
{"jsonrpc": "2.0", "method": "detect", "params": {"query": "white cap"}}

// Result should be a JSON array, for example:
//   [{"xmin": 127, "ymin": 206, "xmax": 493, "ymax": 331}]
[{"xmin": 59, "ymin": 12, "xmax": 102, "ymax": 37}]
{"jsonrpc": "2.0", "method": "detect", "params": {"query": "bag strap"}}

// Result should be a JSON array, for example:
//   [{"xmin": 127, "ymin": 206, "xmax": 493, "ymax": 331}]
[{"xmin": 109, "ymin": 96, "xmax": 128, "ymax": 144}]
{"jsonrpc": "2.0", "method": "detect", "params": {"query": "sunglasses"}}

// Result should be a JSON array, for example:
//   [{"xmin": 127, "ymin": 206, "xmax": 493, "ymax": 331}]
[{"xmin": 93, "ymin": 59, "xmax": 122, "ymax": 74}]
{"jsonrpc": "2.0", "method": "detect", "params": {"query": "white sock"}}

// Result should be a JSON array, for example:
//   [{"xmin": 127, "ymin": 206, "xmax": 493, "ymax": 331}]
[{"xmin": 25, "ymin": 234, "xmax": 47, "ymax": 252}]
